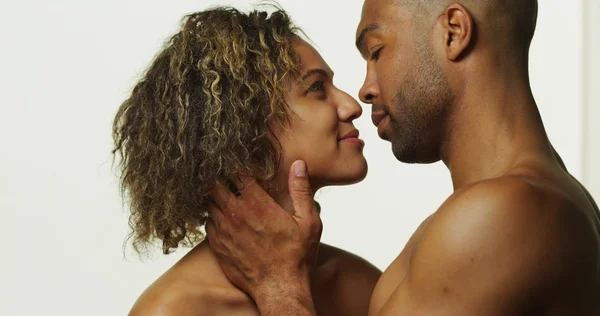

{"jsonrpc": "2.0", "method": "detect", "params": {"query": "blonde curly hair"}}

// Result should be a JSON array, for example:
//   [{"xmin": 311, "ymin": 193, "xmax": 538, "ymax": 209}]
[{"xmin": 112, "ymin": 6, "xmax": 302, "ymax": 254}]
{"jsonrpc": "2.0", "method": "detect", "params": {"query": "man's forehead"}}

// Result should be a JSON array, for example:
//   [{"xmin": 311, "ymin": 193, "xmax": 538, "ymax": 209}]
[
  {"xmin": 358, "ymin": 0, "xmax": 400, "ymax": 32},
  {"xmin": 361, "ymin": 0, "xmax": 397, "ymax": 18}
]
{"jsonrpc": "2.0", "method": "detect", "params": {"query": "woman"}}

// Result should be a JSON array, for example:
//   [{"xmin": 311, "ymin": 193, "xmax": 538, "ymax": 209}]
[{"xmin": 113, "ymin": 6, "xmax": 381, "ymax": 316}]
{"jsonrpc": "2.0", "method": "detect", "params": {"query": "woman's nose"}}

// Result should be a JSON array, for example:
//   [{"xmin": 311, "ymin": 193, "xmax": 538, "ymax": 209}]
[{"xmin": 338, "ymin": 91, "xmax": 363, "ymax": 122}]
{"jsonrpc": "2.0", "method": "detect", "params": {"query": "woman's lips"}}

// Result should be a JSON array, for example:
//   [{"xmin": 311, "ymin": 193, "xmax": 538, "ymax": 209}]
[
  {"xmin": 339, "ymin": 129, "xmax": 365, "ymax": 147},
  {"xmin": 340, "ymin": 137, "xmax": 365, "ymax": 146}
]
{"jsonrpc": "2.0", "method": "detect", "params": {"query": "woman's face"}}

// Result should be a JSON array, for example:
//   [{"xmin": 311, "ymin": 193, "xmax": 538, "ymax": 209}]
[{"xmin": 275, "ymin": 39, "xmax": 368, "ymax": 189}]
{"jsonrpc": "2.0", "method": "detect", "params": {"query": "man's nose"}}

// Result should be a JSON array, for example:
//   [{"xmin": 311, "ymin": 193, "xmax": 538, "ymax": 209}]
[{"xmin": 359, "ymin": 72, "xmax": 380, "ymax": 104}]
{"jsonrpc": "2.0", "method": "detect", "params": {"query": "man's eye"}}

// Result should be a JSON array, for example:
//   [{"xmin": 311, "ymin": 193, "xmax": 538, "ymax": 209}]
[
  {"xmin": 370, "ymin": 47, "xmax": 382, "ymax": 61},
  {"xmin": 307, "ymin": 80, "xmax": 325, "ymax": 93}
]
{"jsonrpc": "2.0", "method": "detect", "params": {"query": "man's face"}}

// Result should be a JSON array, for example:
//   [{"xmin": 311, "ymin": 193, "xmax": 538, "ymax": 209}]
[{"xmin": 356, "ymin": 0, "xmax": 453, "ymax": 163}]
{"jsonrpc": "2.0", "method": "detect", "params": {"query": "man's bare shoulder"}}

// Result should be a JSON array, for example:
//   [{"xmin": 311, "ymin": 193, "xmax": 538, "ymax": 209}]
[
  {"xmin": 436, "ymin": 174, "xmax": 588, "ymax": 231},
  {"xmin": 367, "ymin": 174, "xmax": 600, "ymax": 314},
  {"xmin": 430, "ymin": 175, "xmax": 596, "ymax": 258},
  {"xmin": 411, "ymin": 176, "xmax": 597, "ymax": 304}
]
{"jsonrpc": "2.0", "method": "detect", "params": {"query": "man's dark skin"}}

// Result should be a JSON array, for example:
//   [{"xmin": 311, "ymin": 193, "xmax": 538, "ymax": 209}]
[{"xmin": 206, "ymin": 0, "xmax": 600, "ymax": 315}]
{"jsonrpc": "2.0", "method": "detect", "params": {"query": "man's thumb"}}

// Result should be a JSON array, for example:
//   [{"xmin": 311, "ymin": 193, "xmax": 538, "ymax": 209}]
[{"xmin": 288, "ymin": 160, "xmax": 314, "ymax": 218}]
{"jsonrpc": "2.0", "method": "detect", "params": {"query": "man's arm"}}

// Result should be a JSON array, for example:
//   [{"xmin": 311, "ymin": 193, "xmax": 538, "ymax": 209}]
[{"xmin": 372, "ymin": 177, "xmax": 578, "ymax": 316}]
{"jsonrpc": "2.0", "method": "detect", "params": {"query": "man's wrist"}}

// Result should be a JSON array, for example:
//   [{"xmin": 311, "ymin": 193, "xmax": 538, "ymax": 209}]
[{"xmin": 253, "ymin": 279, "xmax": 316, "ymax": 316}]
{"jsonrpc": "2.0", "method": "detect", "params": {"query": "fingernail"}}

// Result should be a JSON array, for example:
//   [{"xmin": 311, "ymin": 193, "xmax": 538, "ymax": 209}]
[{"xmin": 294, "ymin": 160, "xmax": 306, "ymax": 177}]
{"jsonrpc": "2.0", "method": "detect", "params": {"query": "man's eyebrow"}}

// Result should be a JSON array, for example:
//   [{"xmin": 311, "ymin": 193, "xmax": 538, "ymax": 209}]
[
  {"xmin": 298, "ymin": 68, "xmax": 333, "ymax": 83},
  {"xmin": 355, "ymin": 24, "xmax": 381, "ymax": 51}
]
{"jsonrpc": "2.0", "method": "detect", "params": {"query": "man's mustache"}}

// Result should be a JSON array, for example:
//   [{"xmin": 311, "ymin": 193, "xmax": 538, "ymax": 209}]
[{"xmin": 371, "ymin": 104, "xmax": 389, "ymax": 113}]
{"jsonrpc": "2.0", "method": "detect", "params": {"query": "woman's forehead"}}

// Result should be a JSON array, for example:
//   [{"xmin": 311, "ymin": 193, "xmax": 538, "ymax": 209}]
[{"xmin": 292, "ymin": 38, "xmax": 331, "ymax": 74}]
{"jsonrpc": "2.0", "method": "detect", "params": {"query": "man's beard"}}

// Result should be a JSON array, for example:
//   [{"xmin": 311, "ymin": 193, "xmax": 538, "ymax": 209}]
[{"xmin": 388, "ymin": 44, "xmax": 453, "ymax": 163}]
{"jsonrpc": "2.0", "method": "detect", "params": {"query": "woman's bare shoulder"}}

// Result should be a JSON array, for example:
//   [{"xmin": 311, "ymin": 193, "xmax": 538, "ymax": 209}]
[
  {"xmin": 128, "ymin": 243, "xmax": 258, "ymax": 316},
  {"xmin": 316, "ymin": 243, "xmax": 382, "ymax": 276},
  {"xmin": 312, "ymin": 243, "xmax": 382, "ymax": 316},
  {"xmin": 128, "ymin": 280, "xmax": 256, "ymax": 316}
]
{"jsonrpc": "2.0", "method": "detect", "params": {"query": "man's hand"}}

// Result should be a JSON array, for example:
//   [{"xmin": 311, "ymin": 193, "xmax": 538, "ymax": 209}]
[{"xmin": 206, "ymin": 160, "xmax": 321, "ymax": 316}]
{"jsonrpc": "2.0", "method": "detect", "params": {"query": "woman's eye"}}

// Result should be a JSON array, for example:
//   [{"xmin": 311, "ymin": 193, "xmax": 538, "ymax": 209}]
[{"xmin": 307, "ymin": 80, "xmax": 325, "ymax": 93}]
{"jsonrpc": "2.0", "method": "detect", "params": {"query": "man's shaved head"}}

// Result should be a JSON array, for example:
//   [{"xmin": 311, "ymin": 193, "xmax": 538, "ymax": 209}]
[{"xmin": 397, "ymin": 0, "xmax": 539, "ymax": 51}]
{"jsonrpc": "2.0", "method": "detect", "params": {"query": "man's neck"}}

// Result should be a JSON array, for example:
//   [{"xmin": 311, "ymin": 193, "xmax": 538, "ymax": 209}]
[{"xmin": 441, "ymin": 73, "xmax": 554, "ymax": 191}]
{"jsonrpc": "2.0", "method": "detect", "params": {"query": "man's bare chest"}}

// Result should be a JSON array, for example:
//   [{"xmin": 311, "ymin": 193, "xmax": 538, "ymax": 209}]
[{"xmin": 368, "ymin": 216, "xmax": 433, "ymax": 315}]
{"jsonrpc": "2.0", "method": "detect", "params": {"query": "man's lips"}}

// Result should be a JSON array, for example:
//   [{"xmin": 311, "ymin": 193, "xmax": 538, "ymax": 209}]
[
  {"xmin": 371, "ymin": 111, "xmax": 388, "ymax": 127},
  {"xmin": 372, "ymin": 111, "xmax": 390, "ymax": 139}
]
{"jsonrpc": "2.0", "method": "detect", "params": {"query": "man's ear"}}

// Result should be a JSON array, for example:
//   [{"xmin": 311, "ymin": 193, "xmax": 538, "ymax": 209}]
[{"xmin": 439, "ymin": 3, "xmax": 474, "ymax": 61}]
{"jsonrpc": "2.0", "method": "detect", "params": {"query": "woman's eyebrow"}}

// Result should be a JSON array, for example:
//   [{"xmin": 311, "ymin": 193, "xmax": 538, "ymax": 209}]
[{"xmin": 298, "ymin": 68, "xmax": 334, "ymax": 84}]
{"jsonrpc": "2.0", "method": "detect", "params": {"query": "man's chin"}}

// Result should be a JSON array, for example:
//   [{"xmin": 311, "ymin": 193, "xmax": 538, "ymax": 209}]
[
  {"xmin": 392, "ymin": 143, "xmax": 441, "ymax": 164},
  {"xmin": 391, "ymin": 141, "xmax": 418, "ymax": 163}
]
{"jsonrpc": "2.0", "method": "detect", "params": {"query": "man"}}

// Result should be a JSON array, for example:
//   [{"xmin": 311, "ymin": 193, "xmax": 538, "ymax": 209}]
[{"xmin": 206, "ymin": 0, "xmax": 600, "ymax": 315}]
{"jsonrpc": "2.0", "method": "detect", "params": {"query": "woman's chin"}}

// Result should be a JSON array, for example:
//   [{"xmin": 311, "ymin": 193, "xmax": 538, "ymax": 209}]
[
  {"xmin": 351, "ymin": 158, "xmax": 369, "ymax": 182},
  {"xmin": 349, "ymin": 167, "xmax": 368, "ymax": 185},
  {"xmin": 320, "ymin": 163, "xmax": 368, "ymax": 187}
]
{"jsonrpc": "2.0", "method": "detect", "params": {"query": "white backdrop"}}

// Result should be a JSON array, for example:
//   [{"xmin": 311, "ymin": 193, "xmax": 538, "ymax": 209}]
[{"xmin": 0, "ymin": 0, "xmax": 586, "ymax": 315}]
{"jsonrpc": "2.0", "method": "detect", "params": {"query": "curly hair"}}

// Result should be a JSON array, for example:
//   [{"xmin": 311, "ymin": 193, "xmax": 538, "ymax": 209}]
[{"xmin": 112, "ymin": 6, "xmax": 302, "ymax": 255}]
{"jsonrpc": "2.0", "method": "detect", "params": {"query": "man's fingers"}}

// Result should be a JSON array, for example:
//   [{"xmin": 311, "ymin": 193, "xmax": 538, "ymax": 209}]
[
  {"xmin": 205, "ymin": 218, "xmax": 216, "ymax": 241},
  {"xmin": 205, "ymin": 200, "xmax": 227, "ymax": 244},
  {"xmin": 207, "ymin": 201, "xmax": 224, "ymax": 220},
  {"xmin": 208, "ymin": 197, "xmax": 248, "ymax": 232},
  {"xmin": 229, "ymin": 174, "xmax": 275, "ymax": 220},
  {"xmin": 288, "ymin": 160, "xmax": 317, "ymax": 219},
  {"xmin": 288, "ymin": 160, "xmax": 322, "ymax": 253},
  {"xmin": 230, "ymin": 173, "xmax": 261, "ymax": 197},
  {"xmin": 210, "ymin": 181, "xmax": 236, "ymax": 209}
]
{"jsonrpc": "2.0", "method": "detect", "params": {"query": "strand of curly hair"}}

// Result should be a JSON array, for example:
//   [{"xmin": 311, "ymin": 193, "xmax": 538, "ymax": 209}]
[{"xmin": 112, "ymin": 7, "xmax": 302, "ymax": 255}]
